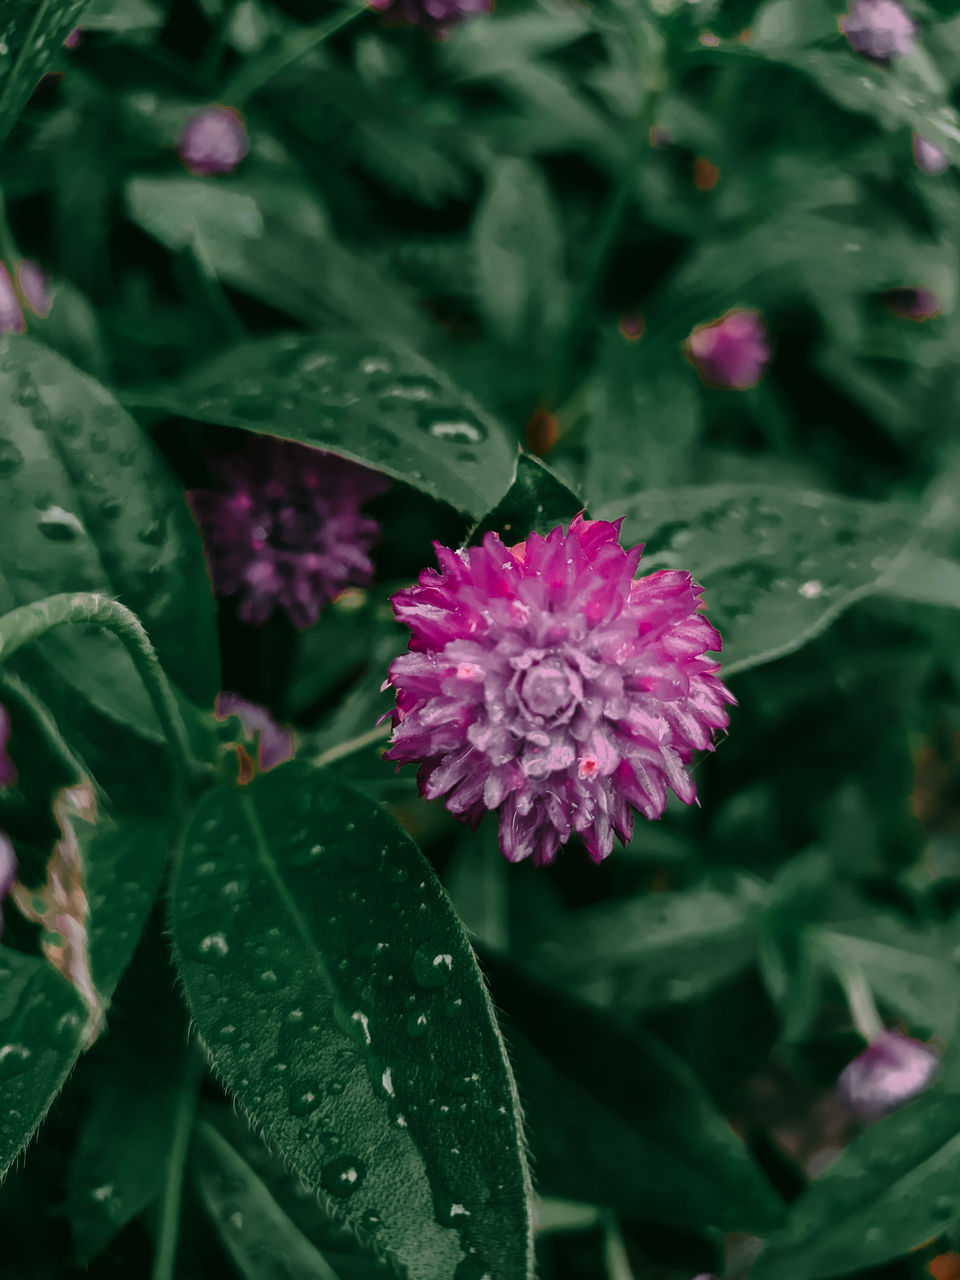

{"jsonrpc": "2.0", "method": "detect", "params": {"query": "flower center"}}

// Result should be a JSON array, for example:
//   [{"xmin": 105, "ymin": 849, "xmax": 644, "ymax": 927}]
[{"xmin": 519, "ymin": 660, "xmax": 577, "ymax": 721}]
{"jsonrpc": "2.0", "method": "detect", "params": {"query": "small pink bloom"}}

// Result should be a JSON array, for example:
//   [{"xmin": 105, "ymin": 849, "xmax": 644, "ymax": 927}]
[
  {"xmin": 16, "ymin": 261, "xmax": 53, "ymax": 318},
  {"xmin": 0, "ymin": 265, "xmax": 25, "ymax": 334},
  {"xmin": 215, "ymin": 693, "xmax": 295, "ymax": 771},
  {"xmin": 385, "ymin": 516, "xmax": 734, "ymax": 866},
  {"xmin": 370, "ymin": 0, "xmax": 491, "ymax": 31},
  {"xmin": 837, "ymin": 1029, "xmax": 939, "ymax": 1119},
  {"xmin": 913, "ymin": 134, "xmax": 948, "ymax": 176},
  {"xmin": 0, "ymin": 832, "xmax": 15, "ymax": 937},
  {"xmin": 884, "ymin": 286, "xmax": 940, "ymax": 319},
  {"xmin": 841, "ymin": 0, "xmax": 916, "ymax": 62},
  {"xmin": 64, "ymin": 27, "xmax": 82, "ymax": 48},
  {"xmin": 177, "ymin": 106, "xmax": 248, "ymax": 176},
  {"xmin": 687, "ymin": 310, "xmax": 771, "ymax": 389}
]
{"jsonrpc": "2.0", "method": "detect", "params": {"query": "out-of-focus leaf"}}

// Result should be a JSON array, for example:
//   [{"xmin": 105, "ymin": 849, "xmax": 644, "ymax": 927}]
[
  {"xmin": 171, "ymin": 764, "xmax": 534, "ymax": 1280},
  {"xmin": 124, "ymin": 174, "xmax": 434, "ymax": 347},
  {"xmin": 471, "ymin": 157, "xmax": 566, "ymax": 352},
  {"xmin": 76, "ymin": 0, "xmax": 165, "ymax": 34},
  {"xmin": 520, "ymin": 878, "xmax": 767, "ymax": 1014},
  {"xmin": 603, "ymin": 484, "xmax": 917, "ymax": 676},
  {"xmin": 0, "ymin": 0, "xmax": 87, "ymax": 151},
  {"xmin": 482, "ymin": 954, "xmax": 786, "ymax": 1233},
  {"xmin": 877, "ymin": 549, "xmax": 960, "ymax": 608},
  {"xmin": 0, "ymin": 337, "xmax": 219, "ymax": 742},
  {"xmin": 752, "ymin": 1089, "xmax": 960, "ymax": 1280},
  {"xmin": 125, "ymin": 331, "xmax": 517, "ymax": 519}
]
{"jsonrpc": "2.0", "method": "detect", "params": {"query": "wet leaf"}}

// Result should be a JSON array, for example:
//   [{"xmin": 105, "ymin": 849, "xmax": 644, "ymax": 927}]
[
  {"xmin": 171, "ymin": 764, "xmax": 534, "ymax": 1280},
  {"xmin": 470, "ymin": 453, "xmax": 583, "ymax": 544},
  {"xmin": 0, "ymin": 0, "xmax": 87, "ymax": 152},
  {"xmin": 603, "ymin": 484, "xmax": 917, "ymax": 676},
  {"xmin": 124, "ymin": 332, "xmax": 517, "ymax": 519}
]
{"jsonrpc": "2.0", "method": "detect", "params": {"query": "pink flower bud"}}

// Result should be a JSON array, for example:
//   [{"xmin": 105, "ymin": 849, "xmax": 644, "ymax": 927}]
[
  {"xmin": 686, "ymin": 310, "xmax": 771, "ymax": 389},
  {"xmin": 837, "ymin": 1029, "xmax": 939, "ymax": 1119},
  {"xmin": 177, "ymin": 106, "xmax": 248, "ymax": 177}
]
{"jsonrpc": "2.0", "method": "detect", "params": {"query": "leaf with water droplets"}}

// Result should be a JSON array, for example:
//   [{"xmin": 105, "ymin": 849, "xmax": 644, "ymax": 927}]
[
  {"xmin": 0, "ymin": 803, "xmax": 170, "ymax": 1176},
  {"xmin": 171, "ymin": 763, "xmax": 534, "ymax": 1280},
  {"xmin": 122, "ymin": 332, "xmax": 517, "ymax": 520},
  {"xmin": 0, "ymin": 337, "xmax": 219, "ymax": 757},
  {"xmin": 752, "ymin": 1088, "xmax": 960, "ymax": 1280},
  {"xmin": 602, "ymin": 484, "xmax": 917, "ymax": 676},
  {"xmin": 0, "ymin": 0, "xmax": 87, "ymax": 152}
]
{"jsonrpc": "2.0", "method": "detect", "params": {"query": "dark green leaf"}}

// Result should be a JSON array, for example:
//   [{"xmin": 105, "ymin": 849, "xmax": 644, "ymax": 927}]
[
  {"xmin": 0, "ymin": 337, "xmax": 219, "ymax": 740},
  {"xmin": 0, "ymin": 797, "xmax": 170, "ymax": 1176},
  {"xmin": 482, "ymin": 954, "xmax": 786, "ymax": 1233},
  {"xmin": 0, "ymin": 0, "xmax": 87, "ymax": 152},
  {"xmin": 752, "ymin": 1089, "xmax": 960, "ymax": 1280},
  {"xmin": 601, "ymin": 484, "xmax": 917, "ymax": 676},
  {"xmin": 125, "ymin": 332, "xmax": 517, "ymax": 519},
  {"xmin": 171, "ymin": 764, "xmax": 534, "ymax": 1280},
  {"xmin": 470, "ymin": 452, "xmax": 582, "ymax": 544},
  {"xmin": 124, "ymin": 174, "xmax": 434, "ymax": 347}
]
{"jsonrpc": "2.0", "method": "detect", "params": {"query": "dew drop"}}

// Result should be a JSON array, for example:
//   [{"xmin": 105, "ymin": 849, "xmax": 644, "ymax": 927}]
[
  {"xmin": 411, "ymin": 946, "xmax": 453, "ymax": 989},
  {"xmin": 0, "ymin": 440, "xmax": 24, "ymax": 476},
  {"xmin": 0, "ymin": 1044, "xmax": 31, "ymax": 1077},
  {"xmin": 37, "ymin": 505, "xmax": 84, "ymax": 541},
  {"xmin": 257, "ymin": 969, "xmax": 280, "ymax": 990},
  {"xmin": 321, "ymin": 1155, "xmax": 365, "ymax": 1198},
  {"xmin": 289, "ymin": 1084, "xmax": 321, "ymax": 1116},
  {"xmin": 420, "ymin": 412, "xmax": 485, "ymax": 445}
]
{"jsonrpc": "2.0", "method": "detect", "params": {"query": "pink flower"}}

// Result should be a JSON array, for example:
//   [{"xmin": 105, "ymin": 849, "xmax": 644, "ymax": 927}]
[
  {"xmin": 189, "ymin": 437, "xmax": 387, "ymax": 628},
  {"xmin": 836, "ymin": 1030, "xmax": 939, "ymax": 1119},
  {"xmin": 884, "ymin": 286, "xmax": 940, "ymax": 319},
  {"xmin": 686, "ymin": 310, "xmax": 771, "ymax": 390},
  {"xmin": 384, "ymin": 516, "xmax": 734, "ymax": 865},
  {"xmin": 64, "ymin": 27, "xmax": 82, "ymax": 48},
  {"xmin": 369, "ymin": 0, "xmax": 491, "ymax": 33},
  {"xmin": 16, "ymin": 261, "xmax": 53, "ymax": 318},
  {"xmin": 177, "ymin": 106, "xmax": 248, "ymax": 176},
  {"xmin": 841, "ymin": 0, "xmax": 916, "ymax": 63},
  {"xmin": 0, "ymin": 265, "xmax": 25, "ymax": 334},
  {"xmin": 215, "ymin": 693, "xmax": 296, "ymax": 771},
  {"xmin": 913, "ymin": 134, "xmax": 948, "ymax": 176}
]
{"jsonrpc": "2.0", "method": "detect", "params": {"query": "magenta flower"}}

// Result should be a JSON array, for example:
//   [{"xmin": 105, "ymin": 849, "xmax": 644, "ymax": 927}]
[
  {"xmin": 837, "ymin": 1030, "xmax": 939, "ymax": 1120},
  {"xmin": 0, "ymin": 265, "xmax": 25, "ymax": 335},
  {"xmin": 64, "ymin": 27, "xmax": 82, "ymax": 48},
  {"xmin": 384, "ymin": 516, "xmax": 734, "ymax": 866},
  {"xmin": 686, "ymin": 310, "xmax": 771, "ymax": 390},
  {"xmin": 189, "ymin": 437, "xmax": 387, "ymax": 628},
  {"xmin": 913, "ymin": 134, "xmax": 948, "ymax": 176},
  {"xmin": 841, "ymin": 0, "xmax": 916, "ymax": 62},
  {"xmin": 16, "ymin": 261, "xmax": 53, "ymax": 319},
  {"xmin": 369, "ymin": 0, "xmax": 491, "ymax": 33},
  {"xmin": 177, "ymin": 106, "xmax": 248, "ymax": 176},
  {"xmin": 215, "ymin": 693, "xmax": 296, "ymax": 771},
  {"xmin": 884, "ymin": 286, "xmax": 940, "ymax": 319}
]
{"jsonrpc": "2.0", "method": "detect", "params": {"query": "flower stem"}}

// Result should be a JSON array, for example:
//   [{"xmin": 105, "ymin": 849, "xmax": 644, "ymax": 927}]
[
  {"xmin": 222, "ymin": 4, "xmax": 367, "ymax": 107},
  {"xmin": 312, "ymin": 722, "xmax": 390, "ymax": 769},
  {"xmin": 838, "ymin": 962, "xmax": 885, "ymax": 1043},
  {"xmin": 0, "ymin": 593, "xmax": 202, "ymax": 799},
  {"xmin": 152, "ymin": 1042, "xmax": 205, "ymax": 1280}
]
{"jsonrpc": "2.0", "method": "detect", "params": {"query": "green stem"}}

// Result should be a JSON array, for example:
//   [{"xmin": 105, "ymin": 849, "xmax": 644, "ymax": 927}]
[
  {"xmin": 0, "ymin": 671, "xmax": 91, "ymax": 787},
  {"xmin": 312, "ymin": 722, "xmax": 390, "ymax": 769},
  {"xmin": 0, "ymin": 593, "xmax": 200, "ymax": 798},
  {"xmin": 837, "ymin": 962, "xmax": 885, "ymax": 1042},
  {"xmin": 602, "ymin": 1213, "xmax": 636, "ymax": 1280},
  {"xmin": 152, "ymin": 1043, "xmax": 205, "ymax": 1280},
  {"xmin": 222, "ymin": 4, "xmax": 367, "ymax": 107}
]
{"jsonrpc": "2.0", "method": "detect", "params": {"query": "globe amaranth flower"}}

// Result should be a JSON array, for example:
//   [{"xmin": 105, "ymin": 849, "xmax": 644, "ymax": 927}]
[
  {"xmin": 0, "ymin": 265, "xmax": 25, "ymax": 335},
  {"xmin": 177, "ymin": 106, "xmax": 248, "ymax": 176},
  {"xmin": 914, "ymin": 134, "xmax": 948, "ymax": 176},
  {"xmin": 16, "ymin": 261, "xmax": 52, "ymax": 318},
  {"xmin": 215, "ymin": 693, "xmax": 296, "ymax": 771},
  {"xmin": 189, "ymin": 437, "xmax": 388, "ymax": 628},
  {"xmin": 841, "ymin": 0, "xmax": 916, "ymax": 62},
  {"xmin": 836, "ymin": 1029, "xmax": 939, "ymax": 1120},
  {"xmin": 369, "ymin": 0, "xmax": 491, "ymax": 33},
  {"xmin": 884, "ymin": 286, "xmax": 940, "ymax": 319},
  {"xmin": 686, "ymin": 310, "xmax": 771, "ymax": 390},
  {"xmin": 0, "ymin": 705, "xmax": 17, "ymax": 938},
  {"xmin": 384, "ymin": 516, "xmax": 734, "ymax": 865}
]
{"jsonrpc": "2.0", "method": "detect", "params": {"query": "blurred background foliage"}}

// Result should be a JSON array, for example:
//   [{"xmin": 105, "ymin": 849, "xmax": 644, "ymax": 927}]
[{"xmin": 4, "ymin": 0, "xmax": 960, "ymax": 1277}]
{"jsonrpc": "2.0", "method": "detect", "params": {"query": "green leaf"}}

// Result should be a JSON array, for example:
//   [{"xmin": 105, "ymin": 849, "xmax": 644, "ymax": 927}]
[
  {"xmin": 471, "ymin": 157, "xmax": 566, "ymax": 353},
  {"xmin": 877, "ymin": 549, "xmax": 960, "ymax": 608},
  {"xmin": 125, "ymin": 332, "xmax": 517, "ymax": 520},
  {"xmin": 482, "ymin": 954, "xmax": 786, "ymax": 1233},
  {"xmin": 520, "ymin": 877, "xmax": 767, "ymax": 1014},
  {"xmin": 470, "ymin": 452, "xmax": 583, "ymax": 544},
  {"xmin": 194, "ymin": 1120, "xmax": 347, "ymax": 1280},
  {"xmin": 0, "ymin": 798, "xmax": 170, "ymax": 1176},
  {"xmin": 124, "ymin": 174, "xmax": 434, "ymax": 347},
  {"xmin": 752, "ymin": 1089, "xmax": 960, "ymax": 1280},
  {"xmin": 0, "ymin": 337, "xmax": 219, "ymax": 739},
  {"xmin": 0, "ymin": 0, "xmax": 87, "ymax": 152},
  {"xmin": 585, "ymin": 335, "xmax": 702, "ymax": 505},
  {"xmin": 600, "ymin": 484, "xmax": 917, "ymax": 676},
  {"xmin": 171, "ymin": 764, "xmax": 534, "ymax": 1280}
]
